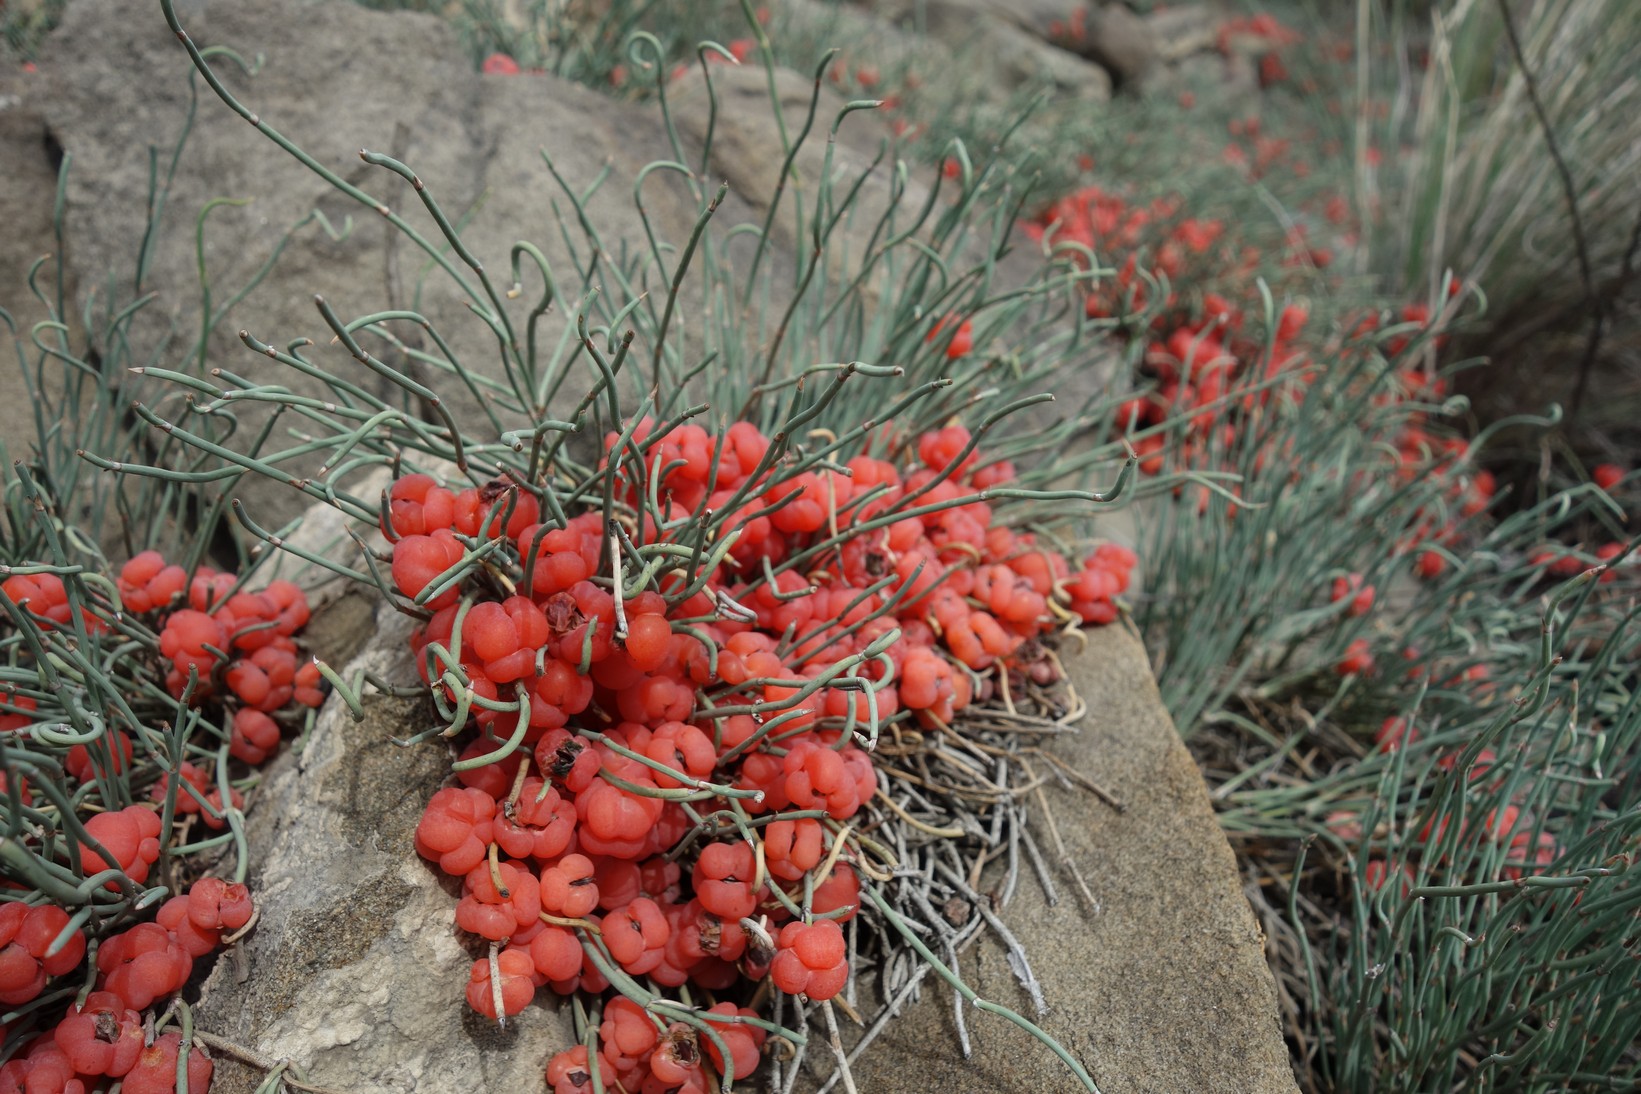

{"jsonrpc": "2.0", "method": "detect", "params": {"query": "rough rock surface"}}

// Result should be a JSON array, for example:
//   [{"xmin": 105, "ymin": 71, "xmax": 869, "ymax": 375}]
[
  {"xmin": 1135, "ymin": 3, "xmax": 1265, "ymax": 103},
  {"xmin": 1081, "ymin": 3, "xmax": 1160, "ymax": 88},
  {"xmin": 194, "ymin": 601, "xmax": 580, "ymax": 1094},
  {"xmin": 29, "ymin": 0, "xmax": 767, "ymax": 528},
  {"xmin": 839, "ymin": 623, "xmax": 1298, "ymax": 1094},
  {"xmin": 869, "ymin": 0, "xmax": 1112, "ymax": 98},
  {"xmin": 1144, "ymin": 3, "xmax": 1224, "ymax": 63},
  {"xmin": 667, "ymin": 61, "xmax": 937, "ymax": 300},
  {"xmin": 0, "ymin": 84, "xmax": 72, "ymax": 469}
]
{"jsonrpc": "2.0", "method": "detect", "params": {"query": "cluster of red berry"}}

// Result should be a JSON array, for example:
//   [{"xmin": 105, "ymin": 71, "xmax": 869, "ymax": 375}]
[
  {"xmin": 2, "ymin": 553, "xmax": 324, "ymax": 814},
  {"xmin": 124, "ymin": 553, "xmax": 322, "ymax": 706},
  {"xmin": 387, "ymin": 418, "xmax": 1133, "ymax": 1091},
  {"xmin": 0, "ymin": 551, "xmax": 321, "ymax": 1092},
  {"xmin": 0, "ymin": 877, "xmax": 248, "ymax": 1092},
  {"xmin": 1027, "ymin": 179, "xmax": 1497, "ymax": 586},
  {"xmin": 1026, "ymin": 187, "xmax": 1232, "ymax": 331},
  {"xmin": 1030, "ymin": 188, "xmax": 1313, "ymax": 482},
  {"xmin": 1324, "ymin": 422, "xmax": 1499, "ymax": 680}
]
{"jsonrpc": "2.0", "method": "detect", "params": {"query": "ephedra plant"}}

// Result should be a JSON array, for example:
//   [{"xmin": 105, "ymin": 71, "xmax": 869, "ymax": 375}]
[
  {"xmin": 0, "ymin": 32, "xmax": 356, "ymax": 1093},
  {"xmin": 0, "ymin": 0, "xmax": 1196, "ymax": 1089}
]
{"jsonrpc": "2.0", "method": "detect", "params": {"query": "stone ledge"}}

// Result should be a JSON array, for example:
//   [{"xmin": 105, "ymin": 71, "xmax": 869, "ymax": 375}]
[{"xmin": 836, "ymin": 622, "xmax": 1297, "ymax": 1094}]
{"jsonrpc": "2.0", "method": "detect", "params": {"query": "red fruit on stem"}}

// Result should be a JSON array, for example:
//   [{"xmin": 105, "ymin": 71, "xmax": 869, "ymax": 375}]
[
  {"xmin": 465, "ymin": 949, "xmax": 535, "ymax": 1019},
  {"xmin": 54, "ymin": 991, "xmax": 145, "ymax": 1077},
  {"xmin": 120, "ymin": 1031, "xmax": 212, "ymax": 1094},
  {"xmin": 230, "ymin": 707, "xmax": 281, "ymax": 764},
  {"xmin": 770, "ymin": 918, "xmax": 848, "ymax": 1000}
]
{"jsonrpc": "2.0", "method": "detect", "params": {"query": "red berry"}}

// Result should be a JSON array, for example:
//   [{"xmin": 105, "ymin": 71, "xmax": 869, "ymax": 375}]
[
  {"xmin": 783, "ymin": 740, "xmax": 873, "ymax": 820},
  {"xmin": 763, "ymin": 817, "xmax": 825, "ymax": 881},
  {"xmin": 54, "ymin": 991, "xmax": 145, "ymax": 1077},
  {"xmin": 547, "ymin": 1044, "xmax": 623, "ymax": 1094},
  {"xmin": 158, "ymin": 609, "xmax": 228, "ymax": 681},
  {"xmin": 623, "ymin": 612, "xmax": 673, "ymax": 672},
  {"xmin": 694, "ymin": 841, "xmax": 758, "ymax": 921},
  {"xmin": 916, "ymin": 424, "xmax": 978, "ymax": 475},
  {"xmin": 217, "ymin": 591, "xmax": 281, "ymax": 651},
  {"xmin": 293, "ymin": 660, "xmax": 326, "ymax": 707},
  {"xmin": 1336, "ymin": 638, "xmax": 1374, "ymax": 676},
  {"xmin": 64, "ymin": 728, "xmax": 133, "ymax": 782},
  {"xmin": 157, "ymin": 895, "xmax": 221, "ymax": 958},
  {"xmin": 1, "ymin": 572, "xmax": 71, "ymax": 627},
  {"xmin": 1375, "ymin": 716, "xmax": 1417, "ymax": 752},
  {"xmin": 457, "ymin": 861, "xmax": 543, "ymax": 942},
  {"xmin": 600, "ymin": 995, "xmax": 660, "ymax": 1061},
  {"xmin": 649, "ymin": 1025, "xmax": 706, "ymax": 1088},
  {"xmin": 187, "ymin": 877, "xmax": 254, "ymax": 932},
  {"xmin": 810, "ymin": 862, "xmax": 861, "ymax": 923},
  {"xmin": 482, "ymin": 52, "xmax": 522, "ymax": 76},
  {"xmin": 576, "ymin": 777, "xmax": 664, "ymax": 859},
  {"xmin": 0, "ymin": 908, "xmax": 47, "ymax": 1007},
  {"xmin": 1330, "ymin": 573, "xmax": 1374, "ymax": 617},
  {"xmin": 117, "ymin": 551, "xmax": 187, "ymax": 614},
  {"xmin": 386, "ymin": 473, "xmax": 458, "ymax": 537},
  {"xmin": 529, "ymin": 923, "xmax": 583, "ymax": 983},
  {"xmin": 188, "ymin": 568, "xmax": 236, "ymax": 612},
  {"xmin": 1504, "ymin": 829, "xmax": 1558, "ymax": 881},
  {"xmin": 702, "ymin": 1002, "xmax": 768, "ymax": 1080},
  {"xmin": 390, "ymin": 530, "xmax": 466, "ymax": 608},
  {"xmin": 770, "ymin": 918, "xmax": 848, "ymax": 1000},
  {"xmin": 0, "ymin": 1040, "xmax": 80, "ymax": 1094},
  {"xmin": 540, "ymin": 854, "xmax": 600, "ymax": 918},
  {"xmin": 96, "ymin": 923, "xmax": 191, "ymax": 1011},
  {"xmin": 0, "ymin": 691, "xmax": 36, "ymax": 733},
  {"xmin": 603, "ymin": 897, "xmax": 670, "ymax": 975},
  {"xmin": 493, "ymin": 779, "xmax": 577, "ymax": 862},
  {"xmin": 80, "ymin": 806, "xmax": 163, "ymax": 888},
  {"xmin": 120, "ymin": 1031, "xmax": 212, "ymax": 1094},
  {"xmin": 415, "ymin": 786, "xmax": 496, "ymax": 875},
  {"xmin": 149, "ymin": 762, "xmax": 211, "ymax": 815},
  {"xmin": 230, "ymin": 707, "xmax": 281, "ymax": 764},
  {"xmin": 465, "ymin": 948, "xmax": 535, "ymax": 1019}
]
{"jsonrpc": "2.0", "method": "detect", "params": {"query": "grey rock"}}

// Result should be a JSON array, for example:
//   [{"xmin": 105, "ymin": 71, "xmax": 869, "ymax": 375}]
[
  {"xmin": 1145, "ymin": 3, "xmax": 1223, "ymax": 63},
  {"xmin": 834, "ymin": 622, "xmax": 1299, "ymax": 1094},
  {"xmin": 667, "ymin": 61, "xmax": 963, "ymax": 313},
  {"xmin": 871, "ymin": 0, "xmax": 1113, "ymax": 98},
  {"xmin": 936, "ymin": 0, "xmax": 1161, "ymax": 90},
  {"xmin": 0, "ymin": 100, "xmax": 73, "ymax": 470},
  {"xmin": 1134, "ymin": 3, "xmax": 1261, "ymax": 105},
  {"xmin": 193, "ymin": 544, "xmax": 1291, "ymax": 1092},
  {"xmin": 194, "ymin": 602, "xmax": 576, "ymax": 1094},
  {"xmin": 961, "ymin": 0, "xmax": 1097, "ymax": 43},
  {"xmin": 1082, "ymin": 4, "xmax": 1160, "ymax": 88},
  {"xmin": 32, "ymin": 0, "xmax": 752, "ymax": 531}
]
